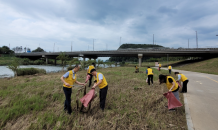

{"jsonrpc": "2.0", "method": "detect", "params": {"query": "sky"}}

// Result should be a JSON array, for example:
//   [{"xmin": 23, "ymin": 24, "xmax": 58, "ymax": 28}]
[{"xmin": 0, "ymin": 0, "xmax": 218, "ymax": 53}]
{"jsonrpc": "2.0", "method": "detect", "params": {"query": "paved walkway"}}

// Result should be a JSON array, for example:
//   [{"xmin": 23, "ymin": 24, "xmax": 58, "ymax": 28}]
[{"xmin": 159, "ymin": 68, "xmax": 218, "ymax": 130}]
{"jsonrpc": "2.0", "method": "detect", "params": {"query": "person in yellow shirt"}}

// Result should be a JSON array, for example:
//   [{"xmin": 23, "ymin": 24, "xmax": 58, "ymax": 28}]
[
  {"xmin": 168, "ymin": 65, "xmax": 172, "ymax": 74},
  {"xmin": 175, "ymin": 72, "xmax": 189, "ymax": 93},
  {"xmin": 146, "ymin": 66, "xmax": 153, "ymax": 85},
  {"xmin": 91, "ymin": 69, "xmax": 108, "ymax": 111},
  {"xmin": 135, "ymin": 66, "xmax": 139, "ymax": 73},
  {"xmin": 60, "ymin": 65, "xmax": 86, "ymax": 115},
  {"xmin": 87, "ymin": 63, "xmax": 95, "ymax": 87},
  {"xmin": 158, "ymin": 63, "xmax": 161, "ymax": 71},
  {"xmin": 159, "ymin": 74, "xmax": 180, "ymax": 111}
]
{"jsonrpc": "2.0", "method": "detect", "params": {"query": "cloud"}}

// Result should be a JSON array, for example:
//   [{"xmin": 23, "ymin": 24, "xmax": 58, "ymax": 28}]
[{"xmin": 0, "ymin": 0, "xmax": 218, "ymax": 55}]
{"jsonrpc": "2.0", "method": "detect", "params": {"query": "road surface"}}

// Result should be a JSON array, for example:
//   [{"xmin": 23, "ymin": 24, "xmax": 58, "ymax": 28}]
[{"xmin": 160, "ymin": 68, "xmax": 218, "ymax": 130}]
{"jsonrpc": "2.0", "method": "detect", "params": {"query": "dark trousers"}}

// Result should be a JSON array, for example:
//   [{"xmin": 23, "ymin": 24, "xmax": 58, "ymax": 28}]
[
  {"xmin": 169, "ymin": 69, "xmax": 171, "ymax": 74},
  {"xmin": 182, "ymin": 80, "xmax": 189, "ymax": 92},
  {"xmin": 148, "ymin": 75, "xmax": 153, "ymax": 85},
  {"xmin": 88, "ymin": 74, "xmax": 93, "ymax": 87},
  {"xmin": 100, "ymin": 85, "xmax": 108, "ymax": 110},
  {"xmin": 159, "ymin": 67, "xmax": 161, "ymax": 71},
  {"xmin": 63, "ymin": 87, "xmax": 72, "ymax": 114}
]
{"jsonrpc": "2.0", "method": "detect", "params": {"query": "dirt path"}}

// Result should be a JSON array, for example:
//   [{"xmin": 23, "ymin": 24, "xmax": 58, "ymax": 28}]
[{"xmin": 158, "ymin": 67, "xmax": 218, "ymax": 130}]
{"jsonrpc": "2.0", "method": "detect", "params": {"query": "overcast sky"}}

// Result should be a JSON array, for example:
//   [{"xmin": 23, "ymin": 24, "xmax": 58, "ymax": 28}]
[{"xmin": 0, "ymin": 0, "xmax": 218, "ymax": 52}]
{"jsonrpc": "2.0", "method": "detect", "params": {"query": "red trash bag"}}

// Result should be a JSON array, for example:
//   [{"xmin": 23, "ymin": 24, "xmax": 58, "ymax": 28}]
[
  {"xmin": 158, "ymin": 67, "xmax": 160, "ymax": 71},
  {"xmin": 163, "ymin": 92, "xmax": 183, "ymax": 109},
  {"xmin": 85, "ymin": 75, "xmax": 91, "ymax": 83},
  {"xmin": 80, "ymin": 89, "xmax": 95, "ymax": 107},
  {"xmin": 177, "ymin": 81, "xmax": 181, "ymax": 88}
]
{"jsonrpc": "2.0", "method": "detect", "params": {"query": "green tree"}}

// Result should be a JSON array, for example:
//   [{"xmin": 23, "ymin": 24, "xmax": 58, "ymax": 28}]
[
  {"xmin": 0, "ymin": 46, "xmax": 14, "ymax": 54},
  {"xmin": 7, "ymin": 58, "xmax": 20, "ymax": 77},
  {"xmin": 96, "ymin": 59, "xmax": 103, "ymax": 69},
  {"xmin": 32, "ymin": 47, "xmax": 45, "ymax": 52},
  {"xmin": 56, "ymin": 52, "xmax": 69, "ymax": 71}
]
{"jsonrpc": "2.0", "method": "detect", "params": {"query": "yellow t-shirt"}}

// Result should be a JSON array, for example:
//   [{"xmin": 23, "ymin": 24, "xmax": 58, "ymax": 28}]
[
  {"xmin": 159, "ymin": 64, "xmax": 161, "ymax": 67},
  {"xmin": 168, "ymin": 66, "xmax": 172, "ymax": 69}
]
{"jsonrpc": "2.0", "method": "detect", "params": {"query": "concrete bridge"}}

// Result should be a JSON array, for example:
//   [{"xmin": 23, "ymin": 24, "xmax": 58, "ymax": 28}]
[{"xmin": 15, "ymin": 48, "xmax": 218, "ymax": 67}]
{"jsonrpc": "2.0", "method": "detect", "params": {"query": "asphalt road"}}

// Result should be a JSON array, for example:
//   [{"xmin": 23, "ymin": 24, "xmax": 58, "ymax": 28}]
[{"xmin": 161, "ymin": 68, "xmax": 218, "ymax": 130}]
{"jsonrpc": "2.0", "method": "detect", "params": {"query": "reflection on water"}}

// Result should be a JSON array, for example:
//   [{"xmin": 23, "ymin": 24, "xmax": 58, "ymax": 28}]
[{"xmin": 0, "ymin": 64, "xmax": 119, "ymax": 78}]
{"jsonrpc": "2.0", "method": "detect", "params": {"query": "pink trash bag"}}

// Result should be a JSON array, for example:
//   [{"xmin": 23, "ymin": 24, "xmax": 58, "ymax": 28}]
[
  {"xmin": 163, "ymin": 92, "xmax": 183, "ymax": 109},
  {"xmin": 85, "ymin": 75, "xmax": 91, "ymax": 83},
  {"xmin": 80, "ymin": 89, "xmax": 95, "ymax": 107},
  {"xmin": 177, "ymin": 81, "xmax": 181, "ymax": 88}
]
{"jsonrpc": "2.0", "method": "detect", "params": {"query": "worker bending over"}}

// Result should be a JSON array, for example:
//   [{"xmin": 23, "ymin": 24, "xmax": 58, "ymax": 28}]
[
  {"xmin": 175, "ymin": 72, "xmax": 189, "ymax": 93},
  {"xmin": 91, "ymin": 69, "xmax": 108, "ymax": 111},
  {"xmin": 60, "ymin": 65, "xmax": 86, "ymax": 115},
  {"xmin": 159, "ymin": 74, "xmax": 180, "ymax": 111},
  {"xmin": 159, "ymin": 63, "xmax": 161, "ymax": 71},
  {"xmin": 87, "ymin": 63, "xmax": 95, "ymax": 87},
  {"xmin": 135, "ymin": 66, "xmax": 139, "ymax": 73}
]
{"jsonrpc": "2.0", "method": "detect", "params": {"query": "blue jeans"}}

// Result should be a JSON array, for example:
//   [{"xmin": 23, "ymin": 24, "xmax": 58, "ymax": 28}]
[{"xmin": 63, "ymin": 87, "xmax": 72, "ymax": 114}]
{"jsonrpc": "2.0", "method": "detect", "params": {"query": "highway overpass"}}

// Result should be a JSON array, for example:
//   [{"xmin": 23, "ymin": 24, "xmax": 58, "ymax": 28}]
[{"xmin": 15, "ymin": 48, "xmax": 218, "ymax": 67}]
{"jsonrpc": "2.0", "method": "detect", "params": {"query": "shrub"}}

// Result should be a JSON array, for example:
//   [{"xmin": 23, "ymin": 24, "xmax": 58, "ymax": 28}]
[{"xmin": 17, "ymin": 68, "xmax": 46, "ymax": 76}]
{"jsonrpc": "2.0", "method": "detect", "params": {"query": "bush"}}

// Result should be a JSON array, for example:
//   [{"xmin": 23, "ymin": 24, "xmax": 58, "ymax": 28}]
[
  {"xmin": 34, "ymin": 60, "xmax": 45, "ymax": 65},
  {"xmin": 17, "ymin": 68, "xmax": 46, "ymax": 76},
  {"xmin": 120, "ymin": 61, "xmax": 126, "ymax": 66}
]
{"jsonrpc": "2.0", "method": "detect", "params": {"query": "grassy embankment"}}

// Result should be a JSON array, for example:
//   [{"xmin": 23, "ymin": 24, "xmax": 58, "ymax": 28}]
[
  {"xmin": 126, "ymin": 60, "xmax": 185, "ymax": 67},
  {"xmin": 0, "ymin": 67, "xmax": 187, "ymax": 130},
  {"xmin": 0, "ymin": 56, "xmax": 14, "ymax": 65},
  {"xmin": 174, "ymin": 57, "xmax": 218, "ymax": 75}
]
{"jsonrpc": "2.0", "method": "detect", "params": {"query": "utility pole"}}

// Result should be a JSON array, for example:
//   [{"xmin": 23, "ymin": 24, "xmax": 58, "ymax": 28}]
[
  {"xmin": 196, "ymin": 31, "xmax": 198, "ymax": 48},
  {"xmin": 153, "ymin": 34, "xmax": 154, "ymax": 48},
  {"xmin": 9, "ymin": 43, "xmax": 10, "ymax": 49},
  {"xmin": 88, "ymin": 45, "xmax": 89, "ymax": 51},
  {"xmin": 120, "ymin": 37, "xmax": 121, "ymax": 47},
  {"xmin": 153, "ymin": 34, "xmax": 154, "ymax": 45},
  {"xmin": 71, "ymin": 41, "xmax": 72, "ymax": 52},
  {"xmin": 188, "ymin": 39, "xmax": 189, "ymax": 48},
  {"xmin": 93, "ymin": 39, "xmax": 94, "ymax": 51},
  {"xmin": 53, "ymin": 43, "xmax": 55, "ymax": 52}
]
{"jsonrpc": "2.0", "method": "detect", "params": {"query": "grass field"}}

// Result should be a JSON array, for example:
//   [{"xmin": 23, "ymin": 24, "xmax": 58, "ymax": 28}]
[
  {"xmin": 0, "ymin": 56, "xmax": 14, "ymax": 65},
  {"xmin": 174, "ymin": 58, "xmax": 218, "ymax": 75},
  {"xmin": 0, "ymin": 67, "xmax": 187, "ymax": 130},
  {"xmin": 127, "ymin": 60, "xmax": 184, "ymax": 67}
]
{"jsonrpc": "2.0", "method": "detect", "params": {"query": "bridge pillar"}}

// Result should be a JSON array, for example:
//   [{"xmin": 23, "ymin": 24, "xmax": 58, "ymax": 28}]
[
  {"xmin": 138, "ymin": 54, "xmax": 143, "ymax": 67},
  {"xmin": 46, "ymin": 58, "xmax": 48, "ymax": 64},
  {"xmin": 54, "ymin": 59, "xmax": 56, "ymax": 66}
]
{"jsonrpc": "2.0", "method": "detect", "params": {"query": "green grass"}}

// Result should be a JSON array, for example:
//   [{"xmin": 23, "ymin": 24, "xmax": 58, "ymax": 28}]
[
  {"xmin": 0, "ymin": 67, "xmax": 187, "ymax": 129},
  {"xmin": 127, "ymin": 60, "xmax": 185, "ymax": 67},
  {"xmin": 174, "ymin": 58, "xmax": 218, "ymax": 75}
]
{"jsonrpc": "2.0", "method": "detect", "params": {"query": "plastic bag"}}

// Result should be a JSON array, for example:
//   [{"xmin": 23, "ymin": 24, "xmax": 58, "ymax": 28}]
[
  {"xmin": 85, "ymin": 74, "xmax": 91, "ymax": 83},
  {"xmin": 176, "ymin": 81, "xmax": 181, "ymax": 88},
  {"xmin": 80, "ymin": 89, "xmax": 95, "ymax": 107},
  {"xmin": 158, "ymin": 67, "xmax": 160, "ymax": 71},
  {"xmin": 163, "ymin": 92, "xmax": 183, "ymax": 109},
  {"xmin": 146, "ymin": 78, "xmax": 148, "ymax": 83}
]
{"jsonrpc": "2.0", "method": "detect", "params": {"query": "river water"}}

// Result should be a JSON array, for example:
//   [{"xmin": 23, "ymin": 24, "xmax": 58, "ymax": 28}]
[{"xmin": 0, "ymin": 65, "xmax": 118, "ymax": 78}]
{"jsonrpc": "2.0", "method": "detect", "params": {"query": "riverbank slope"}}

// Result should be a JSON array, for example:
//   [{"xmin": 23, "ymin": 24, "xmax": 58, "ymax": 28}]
[{"xmin": 0, "ymin": 67, "xmax": 187, "ymax": 129}]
